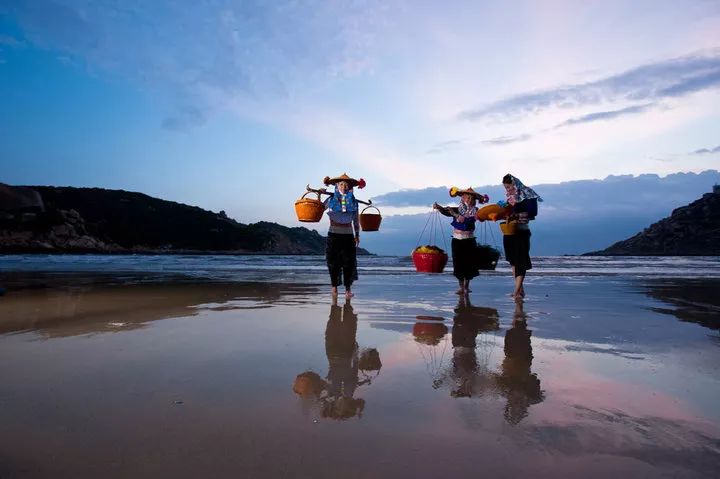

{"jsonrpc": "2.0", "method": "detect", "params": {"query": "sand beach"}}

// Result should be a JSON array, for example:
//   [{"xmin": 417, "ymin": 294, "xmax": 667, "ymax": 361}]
[{"xmin": 1, "ymin": 255, "xmax": 719, "ymax": 478}]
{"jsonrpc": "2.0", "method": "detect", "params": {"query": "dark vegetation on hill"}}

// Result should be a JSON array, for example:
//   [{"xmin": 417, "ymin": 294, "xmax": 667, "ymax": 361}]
[{"xmin": 0, "ymin": 185, "xmax": 368, "ymax": 255}]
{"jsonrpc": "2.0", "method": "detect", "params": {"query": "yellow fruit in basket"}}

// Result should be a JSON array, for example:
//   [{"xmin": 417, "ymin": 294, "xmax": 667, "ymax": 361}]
[{"xmin": 413, "ymin": 245, "xmax": 444, "ymax": 254}]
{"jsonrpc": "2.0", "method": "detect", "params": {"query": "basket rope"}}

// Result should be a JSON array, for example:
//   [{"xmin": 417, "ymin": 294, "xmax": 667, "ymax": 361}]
[
  {"xmin": 480, "ymin": 221, "xmax": 500, "ymax": 249},
  {"xmin": 415, "ymin": 209, "xmax": 449, "ymax": 253}
]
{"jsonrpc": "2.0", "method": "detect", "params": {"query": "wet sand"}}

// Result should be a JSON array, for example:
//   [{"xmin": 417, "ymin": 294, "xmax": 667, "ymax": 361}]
[{"xmin": 1, "ymin": 273, "xmax": 719, "ymax": 478}]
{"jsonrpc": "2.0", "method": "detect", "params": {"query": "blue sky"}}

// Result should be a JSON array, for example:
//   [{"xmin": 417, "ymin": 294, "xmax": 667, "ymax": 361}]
[{"xmin": 1, "ymin": 0, "xmax": 719, "ymax": 227}]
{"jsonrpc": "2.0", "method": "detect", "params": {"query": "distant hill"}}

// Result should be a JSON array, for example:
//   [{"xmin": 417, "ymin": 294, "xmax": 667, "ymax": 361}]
[
  {"xmin": 0, "ymin": 185, "xmax": 369, "ymax": 255},
  {"xmin": 586, "ymin": 188, "xmax": 720, "ymax": 255}
]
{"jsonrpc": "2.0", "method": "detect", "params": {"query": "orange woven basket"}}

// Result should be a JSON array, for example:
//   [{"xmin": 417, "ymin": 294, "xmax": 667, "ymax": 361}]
[
  {"xmin": 359, "ymin": 205, "xmax": 382, "ymax": 231},
  {"xmin": 294, "ymin": 191, "xmax": 325, "ymax": 223},
  {"xmin": 499, "ymin": 221, "xmax": 517, "ymax": 235}
]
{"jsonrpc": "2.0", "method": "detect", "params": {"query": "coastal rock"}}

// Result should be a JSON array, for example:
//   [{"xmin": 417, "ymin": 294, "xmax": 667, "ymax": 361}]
[
  {"xmin": 0, "ymin": 183, "xmax": 44, "ymax": 213},
  {"xmin": 586, "ymin": 188, "xmax": 720, "ymax": 255}
]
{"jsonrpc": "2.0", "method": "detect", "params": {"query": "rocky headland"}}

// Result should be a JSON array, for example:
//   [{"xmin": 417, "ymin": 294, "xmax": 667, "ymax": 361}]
[
  {"xmin": 0, "ymin": 185, "xmax": 369, "ymax": 255},
  {"xmin": 586, "ymin": 187, "xmax": 720, "ymax": 255}
]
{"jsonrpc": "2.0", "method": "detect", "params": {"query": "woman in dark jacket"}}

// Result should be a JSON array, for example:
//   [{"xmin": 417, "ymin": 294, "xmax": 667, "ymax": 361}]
[{"xmin": 501, "ymin": 174, "xmax": 542, "ymax": 298}]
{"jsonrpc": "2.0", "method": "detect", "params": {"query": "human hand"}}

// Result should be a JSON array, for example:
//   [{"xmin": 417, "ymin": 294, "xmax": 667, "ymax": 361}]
[
  {"xmin": 432, "ymin": 202, "xmax": 439, "ymax": 210},
  {"xmin": 355, "ymin": 235, "xmax": 360, "ymax": 247},
  {"xmin": 457, "ymin": 216, "xmax": 465, "ymax": 223}
]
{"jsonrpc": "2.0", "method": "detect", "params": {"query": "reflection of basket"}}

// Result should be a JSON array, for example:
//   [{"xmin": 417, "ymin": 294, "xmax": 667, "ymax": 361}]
[
  {"xmin": 413, "ymin": 320, "xmax": 448, "ymax": 346},
  {"xmin": 358, "ymin": 348, "xmax": 382, "ymax": 371},
  {"xmin": 359, "ymin": 205, "xmax": 382, "ymax": 232},
  {"xmin": 412, "ymin": 251, "xmax": 448, "ymax": 273},
  {"xmin": 499, "ymin": 221, "xmax": 517, "ymax": 235},
  {"xmin": 294, "ymin": 191, "xmax": 325, "ymax": 222},
  {"xmin": 293, "ymin": 371, "xmax": 326, "ymax": 397}
]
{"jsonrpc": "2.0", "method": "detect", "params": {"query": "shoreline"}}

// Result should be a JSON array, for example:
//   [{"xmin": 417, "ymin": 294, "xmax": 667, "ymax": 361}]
[{"xmin": 0, "ymin": 249, "xmax": 375, "ymax": 256}]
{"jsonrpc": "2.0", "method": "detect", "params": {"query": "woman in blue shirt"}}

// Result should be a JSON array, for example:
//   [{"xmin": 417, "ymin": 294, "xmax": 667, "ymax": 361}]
[
  {"xmin": 434, "ymin": 187, "xmax": 487, "ymax": 295},
  {"xmin": 320, "ymin": 173, "xmax": 365, "ymax": 298}
]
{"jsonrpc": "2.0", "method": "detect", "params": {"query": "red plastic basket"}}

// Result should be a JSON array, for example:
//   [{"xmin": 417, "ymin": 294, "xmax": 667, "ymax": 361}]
[
  {"xmin": 412, "ymin": 321, "xmax": 449, "ymax": 345},
  {"xmin": 359, "ymin": 205, "xmax": 382, "ymax": 232},
  {"xmin": 412, "ymin": 251, "xmax": 448, "ymax": 273}
]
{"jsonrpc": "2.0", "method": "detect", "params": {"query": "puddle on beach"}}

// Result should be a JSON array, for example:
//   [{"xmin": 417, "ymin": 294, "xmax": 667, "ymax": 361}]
[{"xmin": 1, "ymin": 276, "xmax": 719, "ymax": 478}]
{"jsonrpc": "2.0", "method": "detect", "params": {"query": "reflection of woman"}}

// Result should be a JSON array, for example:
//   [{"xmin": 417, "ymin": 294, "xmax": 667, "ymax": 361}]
[
  {"xmin": 319, "ymin": 173, "xmax": 365, "ymax": 298},
  {"xmin": 293, "ymin": 298, "xmax": 380, "ymax": 420},
  {"xmin": 496, "ymin": 299, "xmax": 544, "ymax": 425},
  {"xmin": 501, "ymin": 174, "xmax": 542, "ymax": 298},
  {"xmin": 450, "ymin": 296, "xmax": 500, "ymax": 398},
  {"xmin": 323, "ymin": 297, "xmax": 367, "ymax": 419},
  {"xmin": 325, "ymin": 297, "xmax": 359, "ymax": 396}
]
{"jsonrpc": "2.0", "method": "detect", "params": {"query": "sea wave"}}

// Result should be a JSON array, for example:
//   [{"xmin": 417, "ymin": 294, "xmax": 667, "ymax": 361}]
[{"xmin": 1, "ymin": 254, "xmax": 719, "ymax": 280}]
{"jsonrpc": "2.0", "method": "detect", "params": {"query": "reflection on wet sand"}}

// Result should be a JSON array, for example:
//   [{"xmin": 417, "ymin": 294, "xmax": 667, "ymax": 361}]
[
  {"xmin": 448, "ymin": 296, "xmax": 500, "ymax": 398},
  {"xmin": 0, "ymin": 281, "xmax": 320, "ymax": 337},
  {"xmin": 414, "ymin": 297, "xmax": 544, "ymax": 424},
  {"xmin": 642, "ymin": 278, "xmax": 720, "ymax": 330},
  {"xmin": 0, "ymin": 273, "xmax": 719, "ymax": 477},
  {"xmin": 293, "ymin": 298, "xmax": 381, "ymax": 420},
  {"xmin": 497, "ymin": 300, "xmax": 544, "ymax": 424}
]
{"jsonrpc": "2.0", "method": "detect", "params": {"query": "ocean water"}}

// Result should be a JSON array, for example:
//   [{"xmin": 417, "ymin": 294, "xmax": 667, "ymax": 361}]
[{"xmin": 1, "ymin": 254, "xmax": 719, "ymax": 281}]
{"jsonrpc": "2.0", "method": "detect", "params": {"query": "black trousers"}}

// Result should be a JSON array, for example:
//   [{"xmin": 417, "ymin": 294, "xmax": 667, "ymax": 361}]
[
  {"xmin": 326, "ymin": 232, "xmax": 358, "ymax": 288},
  {"xmin": 503, "ymin": 229, "xmax": 532, "ymax": 277},
  {"xmin": 451, "ymin": 238, "xmax": 480, "ymax": 281}
]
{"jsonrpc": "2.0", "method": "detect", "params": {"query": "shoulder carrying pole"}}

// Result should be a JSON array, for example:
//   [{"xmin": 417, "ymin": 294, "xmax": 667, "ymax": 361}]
[{"xmin": 306, "ymin": 184, "xmax": 372, "ymax": 206}]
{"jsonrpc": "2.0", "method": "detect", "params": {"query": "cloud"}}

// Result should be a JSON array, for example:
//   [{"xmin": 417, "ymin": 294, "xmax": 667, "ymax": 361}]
[
  {"xmin": 555, "ymin": 103, "xmax": 657, "ymax": 128},
  {"xmin": 0, "ymin": 34, "xmax": 23, "ymax": 47},
  {"xmin": 692, "ymin": 145, "xmax": 720, "ymax": 154},
  {"xmin": 458, "ymin": 51, "xmax": 720, "ymax": 122},
  {"xmin": 477, "ymin": 104, "xmax": 657, "ymax": 147},
  {"xmin": 6, "ymin": 1, "xmax": 392, "ymax": 115},
  {"xmin": 481, "ymin": 134, "xmax": 532, "ymax": 145},
  {"xmin": 426, "ymin": 139, "xmax": 464, "ymax": 155},
  {"xmin": 161, "ymin": 105, "xmax": 206, "ymax": 131}
]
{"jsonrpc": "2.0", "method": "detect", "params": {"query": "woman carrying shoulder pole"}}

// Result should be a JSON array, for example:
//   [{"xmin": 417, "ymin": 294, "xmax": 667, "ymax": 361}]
[
  {"xmin": 433, "ymin": 187, "xmax": 488, "ymax": 295},
  {"xmin": 319, "ymin": 173, "xmax": 365, "ymax": 298}
]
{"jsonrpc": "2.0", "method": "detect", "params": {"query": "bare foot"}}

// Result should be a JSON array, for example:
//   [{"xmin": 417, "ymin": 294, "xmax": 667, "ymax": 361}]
[{"xmin": 345, "ymin": 290, "xmax": 354, "ymax": 298}]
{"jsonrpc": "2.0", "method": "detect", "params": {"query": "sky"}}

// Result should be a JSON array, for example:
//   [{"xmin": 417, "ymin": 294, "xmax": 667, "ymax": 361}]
[{"xmin": 1, "ymin": 0, "xmax": 719, "ymax": 227}]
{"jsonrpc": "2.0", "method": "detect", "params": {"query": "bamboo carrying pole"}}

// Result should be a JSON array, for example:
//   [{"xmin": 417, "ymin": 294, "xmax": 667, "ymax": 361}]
[{"xmin": 306, "ymin": 184, "xmax": 373, "ymax": 206}]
